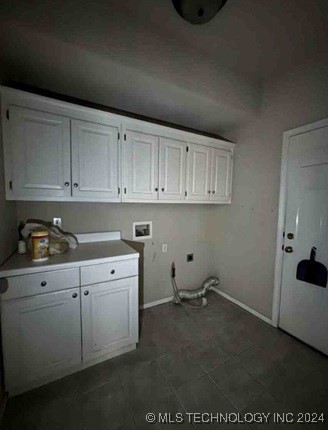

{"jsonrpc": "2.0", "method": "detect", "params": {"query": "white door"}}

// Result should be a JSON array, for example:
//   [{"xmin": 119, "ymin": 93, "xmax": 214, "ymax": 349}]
[
  {"xmin": 71, "ymin": 119, "xmax": 119, "ymax": 200},
  {"xmin": 124, "ymin": 130, "xmax": 159, "ymax": 200},
  {"xmin": 210, "ymin": 149, "xmax": 232, "ymax": 203},
  {"xmin": 279, "ymin": 124, "xmax": 328, "ymax": 354},
  {"xmin": 159, "ymin": 137, "xmax": 186, "ymax": 200},
  {"xmin": 186, "ymin": 143, "xmax": 211, "ymax": 201},
  {"xmin": 1, "ymin": 288, "xmax": 81, "ymax": 393},
  {"xmin": 10, "ymin": 106, "xmax": 71, "ymax": 198},
  {"xmin": 81, "ymin": 277, "xmax": 138, "ymax": 363}
]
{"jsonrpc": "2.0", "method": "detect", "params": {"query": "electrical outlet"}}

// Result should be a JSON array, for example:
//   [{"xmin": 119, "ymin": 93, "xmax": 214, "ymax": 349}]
[
  {"xmin": 53, "ymin": 217, "xmax": 62, "ymax": 228},
  {"xmin": 187, "ymin": 253, "xmax": 194, "ymax": 262},
  {"xmin": 162, "ymin": 244, "xmax": 167, "ymax": 252}
]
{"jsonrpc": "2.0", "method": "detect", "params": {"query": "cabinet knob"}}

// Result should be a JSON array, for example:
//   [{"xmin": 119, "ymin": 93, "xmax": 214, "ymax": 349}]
[
  {"xmin": 155, "ymin": 188, "xmax": 158, "ymax": 192},
  {"xmin": 84, "ymin": 290, "xmax": 89, "ymax": 296},
  {"xmin": 110, "ymin": 269, "xmax": 115, "ymax": 275},
  {"xmin": 64, "ymin": 182, "xmax": 70, "ymax": 187},
  {"xmin": 72, "ymin": 293, "xmax": 78, "ymax": 298},
  {"xmin": 41, "ymin": 281, "xmax": 47, "ymax": 287},
  {"xmin": 74, "ymin": 183, "xmax": 78, "ymax": 187},
  {"xmin": 208, "ymin": 190, "xmax": 211, "ymax": 194},
  {"xmin": 161, "ymin": 188, "xmax": 165, "ymax": 192},
  {"xmin": 212, "ymin": 191, "xmax": 215, "ymax": 194}
]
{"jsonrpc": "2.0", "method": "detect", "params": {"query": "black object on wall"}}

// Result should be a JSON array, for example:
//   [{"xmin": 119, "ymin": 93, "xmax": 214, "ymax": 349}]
[
  {"xmin": 296, "ymin": 247, "xmax": 327, "ymax": 288},
  {"xmin": 172, "ymin": 0, "xmax": 228, "ymax": 25}
]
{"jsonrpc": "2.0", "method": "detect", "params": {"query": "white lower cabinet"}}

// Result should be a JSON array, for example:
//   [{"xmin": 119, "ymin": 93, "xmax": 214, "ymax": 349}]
[
  {"xmin": 1, "ymin": 269, "xmax": 139, "ymax": 395},
  {"xmin": 81, "ymin": 277, "xmax": 138, "ymax": 363},
  {"xmin": 1, "ymin": 288, "xmax": 82, "ymax": 393}
]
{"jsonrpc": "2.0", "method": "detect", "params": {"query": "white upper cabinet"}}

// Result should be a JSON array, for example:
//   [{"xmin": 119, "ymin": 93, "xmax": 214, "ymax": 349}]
[
  {"xmin": 123, "ymin": 129, "xmax": 159, "ymax": 201},
  {"xmin": 210, "ymin": 148, "xmax": 233, "ymax": 203},
  {"xmin": 71, "ymin": 120, "xmax": 119, "ymax": 200},
  {"xmin": 9, "ymin": 106, "xmax": 71, "ymax": 198},
  {"xmin": 186, "ymin": 143, "xmax": 211, "ymax": 201},
  {"xmin": 159, "ymin": 137, "xmax": 186, "ymax": 200},
  {"xmin": 1, "ymin": 87, "xmax": 235, "ymax": 204}
]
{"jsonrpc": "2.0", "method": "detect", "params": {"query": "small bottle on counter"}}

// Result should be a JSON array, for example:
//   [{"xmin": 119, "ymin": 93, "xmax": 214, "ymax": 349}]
[
  {"xmin": 31, "ymin": 229, "xmax": 49, "ymax": 262},
  {"xmin": 18, "ymin": 240, "xmax": 27, "ymax": 254}
]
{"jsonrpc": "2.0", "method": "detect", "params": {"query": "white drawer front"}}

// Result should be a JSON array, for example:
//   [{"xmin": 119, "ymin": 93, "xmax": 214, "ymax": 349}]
[
  {"xmin": 3, "ymin": 268, "xmax": 80, "ymax": 301},
  {"xmin": 80, "ymin": 259, "xmax": 138, "ymax": 286}
]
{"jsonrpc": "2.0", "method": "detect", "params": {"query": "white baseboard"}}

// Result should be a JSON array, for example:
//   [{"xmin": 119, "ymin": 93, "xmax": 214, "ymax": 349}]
[
  {"xmin": 140, "ymin": 296, "xmax": 173, "ymax": 310},
  {"xmin": 211, "ymin": 287, "xmax": 273, "ymax": 326}
]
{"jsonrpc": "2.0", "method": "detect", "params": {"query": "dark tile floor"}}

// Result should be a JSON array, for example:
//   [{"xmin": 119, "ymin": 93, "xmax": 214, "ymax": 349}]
[{"xmin": 2, "ymin": 291, "xmax": 328, "ymax": 429}]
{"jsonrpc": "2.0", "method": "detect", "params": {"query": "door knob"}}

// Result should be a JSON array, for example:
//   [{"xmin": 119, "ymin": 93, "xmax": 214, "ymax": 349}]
[
  {"xmin": 74, "ymin": 183, "xmax": 78, "ymax": 187},
  {"xmin": 287, "ymin": 233, "xmax": 294, "ymax": 239},
  {"xmin": 72, "ymin": 293, "xmax": 78, "ymax": 298},
  {"xmin": 64, "ymin": 182, "xmax": 70, "ymax": 187},
  {"xmin": 84, "ymin": 291, "xmax": 89, "ymax": 296},
  {"xmin": 110, "ymin": 269, "xmax": 115, "ymax": 275},
  {"xmin": 285, "ymin": 246, "xmax": 294, "ymax": 253}
]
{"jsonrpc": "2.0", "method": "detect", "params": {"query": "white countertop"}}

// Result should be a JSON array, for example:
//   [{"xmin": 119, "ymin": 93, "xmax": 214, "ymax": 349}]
[{"xmin": 0, "ymin": 239, "xmax": 139, "ymax": 278}]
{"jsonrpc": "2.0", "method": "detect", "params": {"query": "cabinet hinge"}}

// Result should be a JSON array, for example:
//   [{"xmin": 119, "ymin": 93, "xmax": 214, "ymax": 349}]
[
  {"xmin": 124, "ymin": 134, "xmax": 126, "ymax": 141},
  {"xmin": 9, "ymin": 180, "xmax": 12, "ymax": 190},
  {"xmin": 185, "ymin": 191, "xmax": 187, "ymax": 197},
  {"xmin": 124, "ymin": 187, "xmax": 127, "ymax": 194},
  {"xmin": 283, "ymin": 231, "xmax": 285, "ymax": 238},
  {"xmin": 186, "ymin": 146, "xmax": 189, "ymax": 152},
  {"xmin": 118, "ymin": 187, "xmax": 120, "ymax": 195},
  {"xmin": 118, "ymin": 132, "xmax": 120, "ymax": 140},
  {"xmin": 6, "ymin": 110, "xmax": 9, "ymax": 120},
  {"xmin": 282, "ymin": 245, "xmax": 285, "ymax": 251}
]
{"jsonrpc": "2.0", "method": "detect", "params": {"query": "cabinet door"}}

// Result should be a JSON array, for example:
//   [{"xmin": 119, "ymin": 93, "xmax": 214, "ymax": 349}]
[
  {"xmin": 71, "ymin": 120, "xmax": 119, "ymax": 200},
  {"xmin": 1, "ymin": 288, "xmax": 81, "ymax": 393},
  {"xmin": 159, "ymin": 137, "xmax": 186, "ymax": 200},
  {"xmin": 124, "ymin": 130, "xmax": 158, "ymax": 200},
  {"xmin": 10, "ymin": 106, "xmax": 71, "ymax": 198},
  {"xmin": 210, "ymin": 149, "xmax": 233, "ymax": 202},
  {"xmin": 81, "ymin": 277, "xmax": 138, "ymax": 363},
  {"xmin": 186, "ymin": 143, "xmax": 211, "ymax": 201}
]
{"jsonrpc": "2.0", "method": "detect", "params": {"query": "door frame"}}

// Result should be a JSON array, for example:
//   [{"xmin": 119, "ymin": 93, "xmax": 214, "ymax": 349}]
[{"xmin": 272, "ymin": 117, "xmax": 328, "ymax": 327}]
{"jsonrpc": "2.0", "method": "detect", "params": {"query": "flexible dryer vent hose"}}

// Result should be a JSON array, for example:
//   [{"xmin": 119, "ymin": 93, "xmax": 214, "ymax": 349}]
[{"xmin": 171, "ymin": 262, "xmax": 220, "ymax": 308}]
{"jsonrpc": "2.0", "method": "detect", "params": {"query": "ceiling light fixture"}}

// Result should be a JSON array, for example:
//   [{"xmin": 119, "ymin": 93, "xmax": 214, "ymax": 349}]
[{"xmin": 172, "ymin": 0, "xmax": 228, "ymax": 25}]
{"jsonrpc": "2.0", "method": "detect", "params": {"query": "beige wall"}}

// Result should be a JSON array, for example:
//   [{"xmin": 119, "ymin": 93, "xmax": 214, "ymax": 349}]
[
  {"xmin": 14, "ymin": 58, "xmax": 328, "ymax": 313},
  {"xmin": 207, "ymin": 58, "xmax": 328, "ymax": 318},
  {"xmin": 17, "ymin": 202, "xmax": 213, "ymax": 305},
  {"xmin": 3, "ymin": 21, "xmax": 328, "ymax": 314}
]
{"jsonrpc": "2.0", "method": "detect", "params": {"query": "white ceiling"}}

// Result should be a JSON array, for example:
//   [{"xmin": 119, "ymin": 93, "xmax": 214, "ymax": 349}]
[
  {"xmin": 1, "ymin": 0, "xmax": 327, "ymax": 81},
  {"xmin": 0, "ymin": 0, "xmax": 327, "ymax": 135}
]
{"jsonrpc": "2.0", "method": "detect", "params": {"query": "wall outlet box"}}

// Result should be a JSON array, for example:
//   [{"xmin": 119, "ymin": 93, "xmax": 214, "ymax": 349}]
[
  {"xmin": 162, "ymin": 244, "xmax": 167, "ymax": 252},
  {"xmin": 187, "ymin": 253, "xmax": 194, "ymax": 262},
  {"xmin": 53, "ymin": 217, "xmax": 62, "ymax": 228}
]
